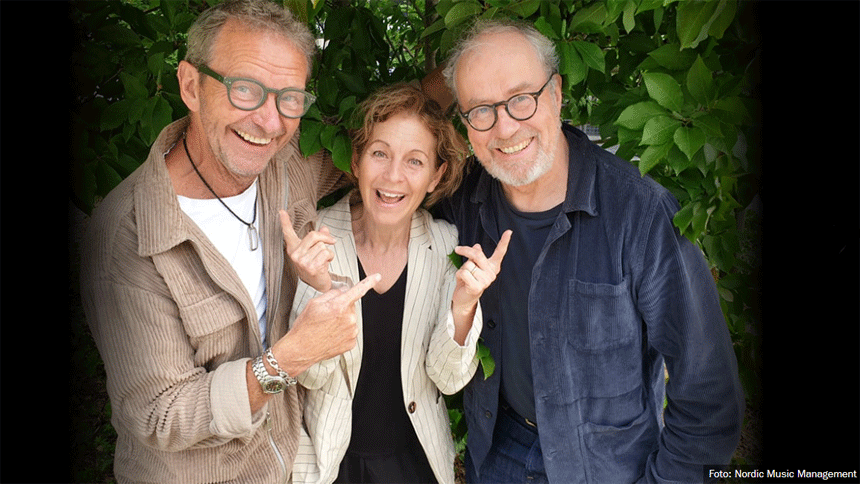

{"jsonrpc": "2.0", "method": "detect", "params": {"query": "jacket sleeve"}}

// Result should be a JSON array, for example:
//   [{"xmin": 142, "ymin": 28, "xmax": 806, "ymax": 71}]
[
  {"xmin": 424, "ymin": 222, "xmax": 482, "ymax": 395},
  {"xmin": 81, "ymin": 256, "xmax": 264, "ymax": 453},
  {"xmin": 636, "ymin": 192, "xmax": 745, "ymax": 483}
]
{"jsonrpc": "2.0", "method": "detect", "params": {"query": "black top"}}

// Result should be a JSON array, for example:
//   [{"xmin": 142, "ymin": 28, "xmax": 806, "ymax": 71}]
[
  {"xmin": 347, "ymin": 260, "xmax": 419, "ymax": 456},
  {"xmin": 492, "ymin": 182, "xmax": 561, "ymax": 423}
]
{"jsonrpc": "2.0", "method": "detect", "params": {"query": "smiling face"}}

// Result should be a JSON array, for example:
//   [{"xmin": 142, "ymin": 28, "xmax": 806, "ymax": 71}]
[
  {"xmin": 183, "ymin": 19, "xmax": 309, "ymax": 190},
  {"xmin": 352, "ymin": 112, "xmax": 447, "ymax": 231},
  {"xmin": 454, "ymin": 30, "xmax": 564, "ymax": 187}
]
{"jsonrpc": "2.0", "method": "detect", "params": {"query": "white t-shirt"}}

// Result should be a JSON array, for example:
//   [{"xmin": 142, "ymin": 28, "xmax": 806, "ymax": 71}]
[{"xmin": 178, "ymin": 180, "xmax": 268, "ymax": 345}]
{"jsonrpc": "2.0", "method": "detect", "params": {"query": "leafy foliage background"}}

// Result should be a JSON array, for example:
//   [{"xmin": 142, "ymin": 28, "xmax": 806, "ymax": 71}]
[{"xmin": 68, "ymin": 0, "xmax": 763, "ymax": 481}]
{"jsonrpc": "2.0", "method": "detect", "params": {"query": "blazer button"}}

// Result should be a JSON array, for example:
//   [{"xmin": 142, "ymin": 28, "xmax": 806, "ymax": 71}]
[
  {"xmin": 487, "ymin": 319, "xmax": 496, "ymax": 329},
  {"xmin": 485, "ymin": 410, "xmax": 492, "ymax": 419},
  {"xmin": 408, "ymin": 402, "xmax": 416, "ymax": 413}
]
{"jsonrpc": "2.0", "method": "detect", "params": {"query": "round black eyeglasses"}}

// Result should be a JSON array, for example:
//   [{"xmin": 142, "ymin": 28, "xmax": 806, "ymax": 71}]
[
  {"xmin": 196, "ymin": 64, "xmax": 316, "ymax": 119},
  {"xmin": 458, "ymin": 73, "xmax": 556, "ymax": 131}
]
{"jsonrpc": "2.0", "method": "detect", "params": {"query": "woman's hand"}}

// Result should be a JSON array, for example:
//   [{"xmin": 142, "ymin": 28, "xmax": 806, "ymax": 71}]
[
  {"xmin": 450, "ymin": 230, "xmax": 512, "ymax": 344},
  {"xmin": 280, "ymin": 210, "xmax": 336, "ymax": 292}
]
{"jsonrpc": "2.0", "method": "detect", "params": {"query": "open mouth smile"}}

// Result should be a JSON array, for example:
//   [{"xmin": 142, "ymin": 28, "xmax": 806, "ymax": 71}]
[
  {"xmin": 376, "ymin": 190, "xmax": 406, "ymax": 205},
  {"xmin": 498, "ymin": 138, "xmax": 532, "ymax": 154},
  {"xmin": 235, "ymin": 129, "xmax": 273, "ymax": 146}
]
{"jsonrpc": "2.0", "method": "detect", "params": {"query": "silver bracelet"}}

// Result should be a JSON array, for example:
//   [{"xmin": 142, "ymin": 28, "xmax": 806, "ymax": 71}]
[{"xmin": 265, "ymin": 348, "xmax": 297, "ymax": 386}]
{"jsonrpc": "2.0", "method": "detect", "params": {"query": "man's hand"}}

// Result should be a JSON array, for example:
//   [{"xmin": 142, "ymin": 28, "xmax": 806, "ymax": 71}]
[
  {"xmin": 280, "ymin": 210, "xmax": 335, "ymax": 292},
  {"xmin": 274, "ymin": 272, "xmax": 381, "ymax": 376}
]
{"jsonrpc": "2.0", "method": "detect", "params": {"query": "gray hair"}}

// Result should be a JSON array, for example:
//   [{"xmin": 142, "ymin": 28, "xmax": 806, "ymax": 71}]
[
  {"xmin": 185, "ymin": 0, "xmax": 316, "ymax": 80},
  {"xmin": 442, "ymin": 19, "xmax": 559, "ymax": 105}
]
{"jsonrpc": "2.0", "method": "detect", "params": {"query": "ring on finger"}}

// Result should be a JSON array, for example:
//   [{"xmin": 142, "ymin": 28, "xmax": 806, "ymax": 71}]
[{"xmin": 469, "ymin": 264, "xmax": 478, "ymax": 274}]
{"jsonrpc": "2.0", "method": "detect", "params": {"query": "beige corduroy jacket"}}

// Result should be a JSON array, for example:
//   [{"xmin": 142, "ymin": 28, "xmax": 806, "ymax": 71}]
[{"xmin": 80, "ymin": 117, "xmax": 342, "ymax": 484}]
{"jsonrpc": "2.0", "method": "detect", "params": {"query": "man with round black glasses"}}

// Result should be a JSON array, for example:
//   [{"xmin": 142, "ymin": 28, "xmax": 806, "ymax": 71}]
[
  {"xmin": 80, "ymin": 1, "xmax": 379, "ymax": 482},
  {"xmin": 432, "ymin": 19, "xmax": 745, "ymax": 483}
]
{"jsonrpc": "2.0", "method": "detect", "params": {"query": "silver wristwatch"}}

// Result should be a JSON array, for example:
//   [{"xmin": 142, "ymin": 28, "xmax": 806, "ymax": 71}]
[
  {"xmin": 252, "ymin": 355, "xmax": 288, "ymax": 394},
  {"xmin": 265, "ymin": 348, "xmax": 298, "ymax": 386}
]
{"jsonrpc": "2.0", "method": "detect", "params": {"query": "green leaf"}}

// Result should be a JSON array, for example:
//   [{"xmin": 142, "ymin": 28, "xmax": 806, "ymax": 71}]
[
  {"xmin": 95, "ymin": 160, "xmax": 124, "ymax": 198},
  {"xmin": 534, "ymin": 17, "xmax": 560, "ymax": 40},
  {"xmin": 149, "ymin": 96, "xmax": 173, "ymax": 141},
  {"xmin": 476, "ymin": 340, "xmax": 495, "ymax": 379},
  {"xmin": 687, "ymin": 56, "xmax": 715, "ymax": 106},
  {"xmin": 299, "ymin": 120, "xmax": 324, "ymax": 157},
  {"xmin": 331, "ymin": 133, "xmax": 352, "ymax": 172},
  {"xmin": 559, "ymin": 42, "xmax": 587, "ymax": 85},
  {"xmin": 100, "ymin": 99, "xmax": 132, "ymax": 131},
  {"xmin": 448, "ymin": 249, "xmax": 463, "ymax": 268},
  {"xmin": 444, "ymin": 1, "xmax": 482, "ymax": 28},
  {"xmin": 420, "ymin": 17, "xmax": 447, "ymax": 40},
  {"xmin": 120, "ymin": 72, "xmax": 149, "ymax": 100},
  {"xmin": 147, "ymin": 52, "xmax": 165, "ymax": 78},
  {"xmin": 615, "ymin": 101, "xmax": 667, "ymax": 130},
  {"xmin": 573, "ymin": 41, "xmax": 605, "ymax": 73},
  {"xmin": 674, "ymin": 201, "xmax": 696, "ymax": 232},
  {"xmin": 647, "ymin": 44, "xmax": 695, "ymax": 70},
  {"xmin": 569, "ymin": 3, "xmax": 607, "ymax": 33},
  {"xmin": 708, "ymin": 0, "xmax": 737, "ymax": 40},
  {"xmin": 643, "ymin": 72, "xmax": 683, "ymax": 112},
  {"xmin": 638, "ymin": 141, "xmax": 672, "ymax": 175},
  {"xmin": 712, "ymin": 96, "xmax": 752, "ymax": 125},
  {"xmin": 691, "ymin": 113, "xmax": 723, "ymax": 138},
  {"xmin": 676, "ymin": 0, "xmax": 727, "ymax": 50},
  {"xmin": 622, "ymin": 0, "xmax": 636, "ymax": 32},
  {"xmin": 673, "ymin": 126, "xmax": 706, "ymax": 160},
  {"xmin": 641, "ymin": 116, "xmax": 680, "ymax": 146},
  {"xmin": 506, "ymin": 0, "xmax": 541, "ymax": 18}
]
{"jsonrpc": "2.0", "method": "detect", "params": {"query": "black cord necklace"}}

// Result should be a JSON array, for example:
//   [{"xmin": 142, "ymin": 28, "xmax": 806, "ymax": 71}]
[{"xmin": 183, "ymin": 135, "xmax": 259, "ymax": 251}]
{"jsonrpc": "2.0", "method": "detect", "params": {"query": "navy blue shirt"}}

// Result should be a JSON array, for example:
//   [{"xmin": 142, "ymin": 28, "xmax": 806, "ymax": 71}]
[{"xmin": 437, "ymin": 124, "xmax": 744, "ymax": 483}]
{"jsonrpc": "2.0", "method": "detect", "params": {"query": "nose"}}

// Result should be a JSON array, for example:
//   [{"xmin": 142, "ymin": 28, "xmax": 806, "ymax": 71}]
[
  {"xmin": 382, "ymin": 159, "xmax": 405, "ymax": 182},
  {"xmin": 492, "ymin": 104, "xmax": 520, "ymax": 137},
  {"xmin": 252, "ymin": 93, "xmax": 286, "ymax": 134}
]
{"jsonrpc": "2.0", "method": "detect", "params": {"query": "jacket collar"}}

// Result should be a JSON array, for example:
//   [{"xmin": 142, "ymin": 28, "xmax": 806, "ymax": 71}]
[
  {"xmin": 469, "ymin": 123, "xmax": 599, "ymax": 217},
  {"xmin": 133, "ymin": 117, "xmax": 194, "ymax": 257},
  {"xmin": 323, "ymin": 193, "xmax": 433, "ymax": 251}
]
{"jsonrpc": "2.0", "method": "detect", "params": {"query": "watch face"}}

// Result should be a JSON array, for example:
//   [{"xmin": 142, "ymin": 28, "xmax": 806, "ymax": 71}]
[{"xmin": 262, "ymin": 376, "xmax": 287, "ymax": 394}]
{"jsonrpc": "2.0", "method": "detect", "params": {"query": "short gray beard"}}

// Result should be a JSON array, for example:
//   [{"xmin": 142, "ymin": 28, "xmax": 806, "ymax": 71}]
[{"xmin": 482, "ymin": 149, "xmax": 552, "ymax": 186}]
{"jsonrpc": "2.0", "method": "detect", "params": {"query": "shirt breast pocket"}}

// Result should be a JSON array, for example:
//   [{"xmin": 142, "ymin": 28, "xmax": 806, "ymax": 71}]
[
  {"xmin": 565, "ymin": 277, "xmax": 642, "ymax": 399},
  {"xmin": 568, "ymin": 277, "xmax": 638, "ymax": 350},
  {"xmin": 179, "ymin": 292, "xmax": 246, "ymax": 360}
]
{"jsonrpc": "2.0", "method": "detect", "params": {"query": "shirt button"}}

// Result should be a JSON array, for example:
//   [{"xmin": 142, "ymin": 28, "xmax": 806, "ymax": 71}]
[{"xmin": 408, "ymin": 402, "xmax": 416, "ymax": 413}]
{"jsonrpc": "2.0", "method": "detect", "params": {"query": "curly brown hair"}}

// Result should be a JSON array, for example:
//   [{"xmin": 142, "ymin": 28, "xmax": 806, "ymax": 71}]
[{"xmin": 348, "ymin": 83, "xmax": 470, "ymax": 208}]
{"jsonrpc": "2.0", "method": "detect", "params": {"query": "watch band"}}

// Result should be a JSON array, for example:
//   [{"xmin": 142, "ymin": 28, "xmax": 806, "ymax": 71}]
[{"xmin": 265, "ymin": 348, "xmax": 297, "ymax": 386}]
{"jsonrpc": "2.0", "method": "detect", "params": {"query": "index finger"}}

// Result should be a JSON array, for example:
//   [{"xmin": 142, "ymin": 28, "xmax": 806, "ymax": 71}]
[
  {"xmin": 279, "ymin": 210, "xmax": 302, "ymax": 251},
  {"xmin": 336, "ymin": 273, "xmax": 381, "ymax": 305},
  {"xmin": 489, "ymin": 230, "xmax": 513, "ymax": 265}
]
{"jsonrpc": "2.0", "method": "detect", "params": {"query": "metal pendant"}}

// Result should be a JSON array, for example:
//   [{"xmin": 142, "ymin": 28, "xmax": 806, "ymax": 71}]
[{"xmin": 248, "ymin": 224, "xmax": 259, "ymax": 251}]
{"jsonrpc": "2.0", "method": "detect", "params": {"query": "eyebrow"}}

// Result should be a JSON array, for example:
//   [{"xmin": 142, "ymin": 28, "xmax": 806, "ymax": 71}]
[
  {"xmin": 367, "ymin": 139, "xmax": 431, "ymax": 159},
  {"xmin": 463, "ymin": 79, "xmax": 539, "ymax": 108}
]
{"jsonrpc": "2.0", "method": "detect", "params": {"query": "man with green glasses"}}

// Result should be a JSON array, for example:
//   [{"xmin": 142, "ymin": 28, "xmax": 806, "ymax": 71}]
[{"xmin": 80, "ymin": 1, "xmax": 380, "ymax": 482}]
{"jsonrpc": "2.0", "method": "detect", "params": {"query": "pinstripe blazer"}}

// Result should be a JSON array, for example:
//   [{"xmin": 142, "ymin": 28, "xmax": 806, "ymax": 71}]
[{"xmin": 290, "ymin": 195, "xmax": 482, "ymax": 484}]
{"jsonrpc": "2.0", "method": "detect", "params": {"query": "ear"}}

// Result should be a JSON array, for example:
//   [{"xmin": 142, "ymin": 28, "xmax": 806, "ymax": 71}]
[
  {"xmin": 550, "ymin": 72, "xmax": 563, "ymax": 113},
  {"xmin": 427, "ymin": 161, "xmax": 447, "ymax": 193},
  {"xmin": 177, "ymin": 60, "xmax": 202, "ymax": 113},
  {"xmin": 349, "ymin": 151, "xmax": 360, "ymax": 176}
]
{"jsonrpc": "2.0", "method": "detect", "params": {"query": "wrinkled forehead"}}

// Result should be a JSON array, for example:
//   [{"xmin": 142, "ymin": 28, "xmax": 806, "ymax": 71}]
[{"xmin": 455, "ymin": 32, "xmax": 547, "ymax": 106}]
